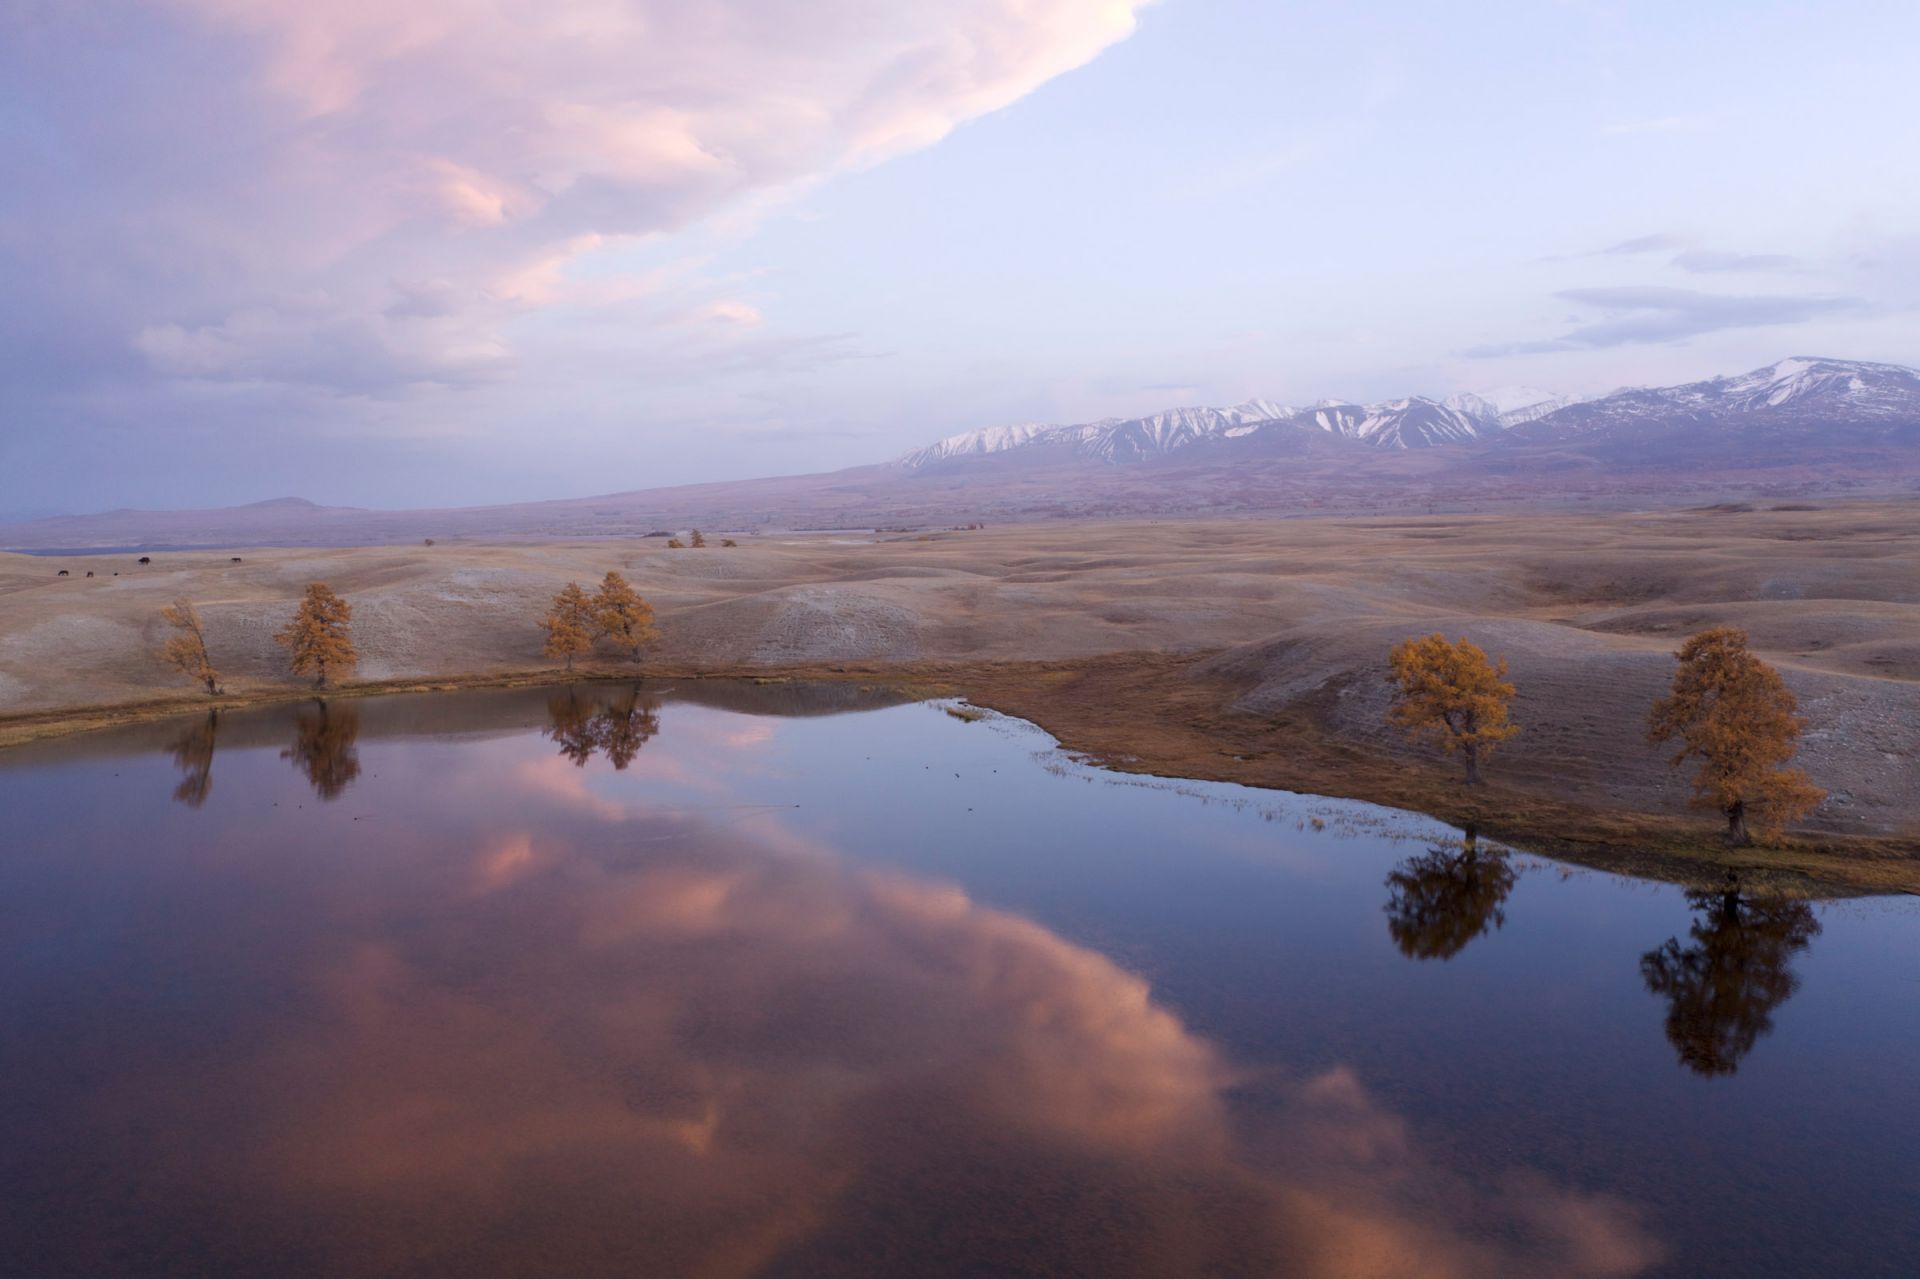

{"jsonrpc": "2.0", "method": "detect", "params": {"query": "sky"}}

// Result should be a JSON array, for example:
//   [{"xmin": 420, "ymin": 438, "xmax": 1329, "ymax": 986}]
[{"xmin": 3, "ymin": 0, "xmax": 1918, "ymax": 517}]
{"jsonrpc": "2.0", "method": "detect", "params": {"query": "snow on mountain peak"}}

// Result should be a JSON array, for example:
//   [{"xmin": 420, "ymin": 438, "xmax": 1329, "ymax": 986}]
[
  {"xmin": 897, "ymin": 399, "xmax": 1298, "ymax": 468},
  {"xmin": 1446, "ymin": 385, "xmax": 1563, "ymax": 418},
  {"xmin": 895, "ymin": 358, "xmax": 1920, "ymax": 471},
  {"xmin": 1678, "ymin": 356, "xmax": 1920, "ymax": 415},
  {"xmin": 1228, "ymin": 397, "xmax": 1293, "ymax": 421},
  {"xmin": 897, "ymin": 391, "xmax": 1504, "ymax": 468},
  {"xmin": 899, "ymin": 422, "xmax": 1056, "ymax": 466}
]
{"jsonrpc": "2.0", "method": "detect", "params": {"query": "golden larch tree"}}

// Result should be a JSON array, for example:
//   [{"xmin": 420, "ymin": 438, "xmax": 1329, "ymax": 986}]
[
  {"xmin": 159, "ymin": 598, "xmax": 221, "ymax": 695},
  {"xmin": 1647, "ymin": 627, "xmax": 1824, "ymax": 846},
  {"xmin": 542, "ymin": 582, "xmax": 596, "ymax": 671},
  {"xmin": 593, "ymin": 570, "xmax": 658, "ymax": 660},
  {"xmin": 1386, "ymin": 633, "xmax": 1520, "ymax": 785},
  {"xmin": 689, "ymin": 528, "xmax": 707, "ymax": 548},
  {"xmin": 274, "ymin": 583, "xmax": 357, "ymax": 688}
]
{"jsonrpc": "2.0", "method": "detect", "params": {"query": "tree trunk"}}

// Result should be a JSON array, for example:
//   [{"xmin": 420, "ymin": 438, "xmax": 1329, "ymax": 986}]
[
  {"xmin": 565, "ymin": 653, "xmax": 574, "ymax": 672},
  {"xmin": 1459, "ymin": 709, "xmax": 1482, "ymax": 785},
  {"xmin": 1724, "ymin": 799, "xmax": 1752, "ymax": 847},
  {"xmin": 203, "ymin": 675, "xmax": 218, "ymax": 695}
]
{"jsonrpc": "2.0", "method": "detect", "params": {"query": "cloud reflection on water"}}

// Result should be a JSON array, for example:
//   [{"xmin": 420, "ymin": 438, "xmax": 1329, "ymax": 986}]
[{"xmin": 60, "ymin": 731, "xmax": 1666, "ymax": 1277}]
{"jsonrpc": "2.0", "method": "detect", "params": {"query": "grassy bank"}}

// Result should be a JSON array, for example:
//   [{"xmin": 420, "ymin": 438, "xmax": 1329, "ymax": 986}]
[{"xmin": 3, "ymin": 651, "xmax": 1915, "ymax": 896}]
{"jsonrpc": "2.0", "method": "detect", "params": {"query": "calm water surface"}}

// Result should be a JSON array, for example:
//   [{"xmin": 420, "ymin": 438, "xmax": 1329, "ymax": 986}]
[{"xmin": 2, "ymin": 683, "xmax": 1916, "ymax": 1277}]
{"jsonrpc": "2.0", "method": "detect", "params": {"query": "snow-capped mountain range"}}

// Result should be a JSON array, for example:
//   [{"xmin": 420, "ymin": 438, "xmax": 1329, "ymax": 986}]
[
  {"xmin": 899, "ymin": 387, "xmax": 1574, "ymax": 468},
  {"xmin": 897, "ymin": 357, "xmax": 1919, "ymax": 470},
  {"xmin": 6, "ymin": 357, "xmax": 1917, "ymax": 552},
  {"xmin": 1506, "ymin": 357, "xmax": 1920, "ymax": 444},
  {"xmin": 900, "ymin": 401, "xmax": 1295, "ymax": 467}
]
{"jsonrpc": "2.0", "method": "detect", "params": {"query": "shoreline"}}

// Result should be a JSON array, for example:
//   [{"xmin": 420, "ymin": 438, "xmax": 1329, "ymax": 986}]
[{"xmin": 5, "ymin": 652, "xmax": 1915, "ymax": 898}]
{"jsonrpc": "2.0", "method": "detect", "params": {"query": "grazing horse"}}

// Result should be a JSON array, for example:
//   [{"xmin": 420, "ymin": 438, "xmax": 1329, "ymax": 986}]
[
  {"xmin": 137, "ymin": 556, "xmax": 151, "ymax": 565},
  {"xmin": 230, "ymin": 557, "xmax": 243, "ymax": 563},
  {"xmin": 57, "ymin": 569, "xmax": 69, "ymax": 577}
]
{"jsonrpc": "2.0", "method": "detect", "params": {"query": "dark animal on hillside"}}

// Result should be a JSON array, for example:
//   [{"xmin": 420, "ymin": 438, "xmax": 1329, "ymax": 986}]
[
  {"xmin": 57, "ymin": 569, "xmax": 69, "ymax": 576},
  {"xmin": 231, "ymin": 557, "xmax": 242, "ymax": 563},
  {"xmin": 138, "ymin": 556, "xmax": 151, "ymax": 565}
]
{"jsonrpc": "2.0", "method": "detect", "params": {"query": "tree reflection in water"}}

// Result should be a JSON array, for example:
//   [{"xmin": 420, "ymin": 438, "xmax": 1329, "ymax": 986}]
[
  {"xmin": 545, "ymin": 689, "xmax": 600, "ymax": 766},
  {"xmin": 544, "ymin": 685, "xmax": 660, "ymax": 770},
  {"xmin": 167, "ymin": 710, "xmax": 219, "ymax": 808},
  {"xmin": 1640, "ymin": 876, "xmax": 1821, "ymax": 1077},
  {"xmin": 282, "ymin": 700, "xmax": 362, "ymax": 800},
  {"xmin": 1383, "ymin": 828, "xmax": 1518, "ymax": 961}
]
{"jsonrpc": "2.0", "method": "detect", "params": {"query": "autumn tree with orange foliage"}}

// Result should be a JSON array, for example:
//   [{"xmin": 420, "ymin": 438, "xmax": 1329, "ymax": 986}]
[
  {"xmin": 593, "ymin": 571, "xmax": 658, "ymax": 660},
  {"xmin": 542, "ymin": 582, "xmax": 596, "ymax": 671},
  {"xmin": 274, "ymin": 583, "xmax": 357, "ymax": 688},
  {"xmin": 1648, "ymin": 627, "xmax": 1824, "ymax": 846},
  {"xmin": 159, "ymin": 598, "xmax": 221, "ymax": 694},
  {"xmin": 1386, "ymin": 633, "xmax": 1520, "ymax": 785}
]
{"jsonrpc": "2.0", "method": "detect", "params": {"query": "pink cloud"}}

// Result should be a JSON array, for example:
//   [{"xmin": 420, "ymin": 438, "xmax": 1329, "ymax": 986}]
[{"xmin": 85, "ymin": 0, "xmax": 1155, "ymax": 391}]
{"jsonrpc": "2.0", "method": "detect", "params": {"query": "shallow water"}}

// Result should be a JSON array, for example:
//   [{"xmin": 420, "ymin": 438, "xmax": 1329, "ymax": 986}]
[{"xmin": 2, "ymin": 683, "xmax": 1916, "ymax": 1277}]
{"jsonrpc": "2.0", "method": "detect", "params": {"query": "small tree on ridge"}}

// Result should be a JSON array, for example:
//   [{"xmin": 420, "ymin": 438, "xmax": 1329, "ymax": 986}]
[
  {"xmin": 1648, "ymin": 627, "xmax": 1824, "ymax": 846},
  {"xmin": 1386, "ymin": 633, "xmax": 1519, "ymax": 785},
  {"xmin": 275, "ymin": 583, "xmax": 357, "ymax": 688},
  {"xmin": 159, "ymin": 598, "xmax": 221, "ymax": 695}
]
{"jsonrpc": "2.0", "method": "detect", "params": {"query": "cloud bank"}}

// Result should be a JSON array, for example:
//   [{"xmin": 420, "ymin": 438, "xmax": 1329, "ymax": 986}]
[{"xmin": 2, "ymin": 0, "xmax": 1151, "ymax": 397}]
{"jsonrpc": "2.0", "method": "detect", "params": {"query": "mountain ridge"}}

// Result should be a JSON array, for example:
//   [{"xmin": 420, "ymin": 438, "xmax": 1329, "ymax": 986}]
[
  {"xmin": 4, "ymin": 357, "xmax": 1917, "ymax": 550},
  {"xmin": 895, "ymin": 357, "xmax": 1918, "ymax": 471}
]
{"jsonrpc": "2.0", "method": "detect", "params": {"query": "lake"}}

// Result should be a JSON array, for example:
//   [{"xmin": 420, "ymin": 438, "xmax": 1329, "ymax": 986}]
[{"xmin": 2, "ymin": 682, "xmax": 1916, "ymax": 1277}]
